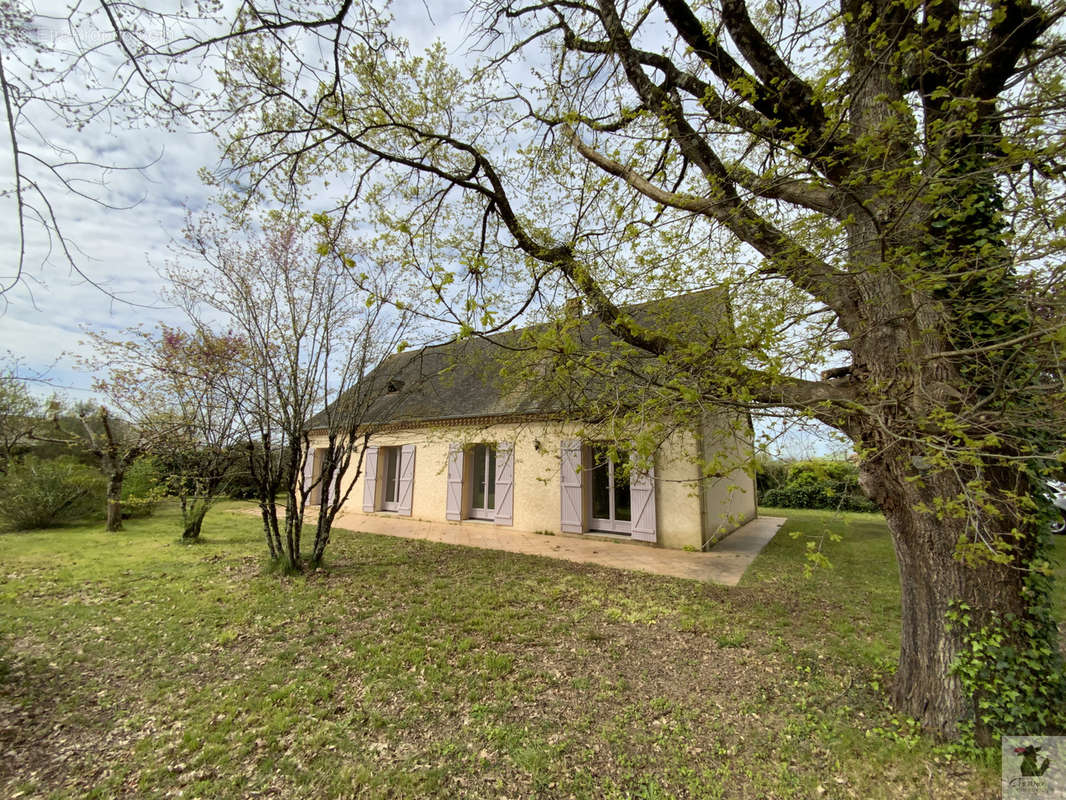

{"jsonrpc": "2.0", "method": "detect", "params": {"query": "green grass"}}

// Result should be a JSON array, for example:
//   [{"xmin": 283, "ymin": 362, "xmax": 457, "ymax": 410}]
[{"xmin": 2, "ymin": 503, "xmax": 1059, "ymax": 798}]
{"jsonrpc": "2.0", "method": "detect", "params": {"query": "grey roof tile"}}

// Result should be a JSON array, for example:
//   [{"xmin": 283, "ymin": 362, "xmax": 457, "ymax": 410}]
[{"xmin": 307, "ymin": 289, "xmax": 726, "ymax": 430}]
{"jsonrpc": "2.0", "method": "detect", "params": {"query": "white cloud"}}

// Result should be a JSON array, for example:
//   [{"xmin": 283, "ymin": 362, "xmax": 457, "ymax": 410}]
[
  {"xmin": 0, "ymin": 0, "xmax": 506, "ymax": 389},
  {"xmin": 0, "ymin": 112, "xmax": 218, "ymax": 370}
]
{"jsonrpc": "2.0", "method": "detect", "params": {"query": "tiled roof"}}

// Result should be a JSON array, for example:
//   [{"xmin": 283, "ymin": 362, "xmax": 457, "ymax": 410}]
[{"xmin": 307, "ymin": 289, "xmax": 726, "ymax": 430}]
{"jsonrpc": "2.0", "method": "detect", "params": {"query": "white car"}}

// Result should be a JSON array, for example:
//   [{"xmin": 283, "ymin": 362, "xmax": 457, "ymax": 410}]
[{"xmin": 1051, "ymin": 481, "xmax": 1066, "ymax": 535}]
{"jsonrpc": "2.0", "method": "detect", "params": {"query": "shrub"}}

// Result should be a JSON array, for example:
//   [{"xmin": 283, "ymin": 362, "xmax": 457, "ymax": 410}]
[
  {"xmin": 225, "ymin": 470, "xmax": 261, "ymax": 500},
  {"xmin": 760, "ymin": 459, "xmax": 877, "ymax": 512},
  {"xmin": 121, "ymin": 456, "xmax": 164, "ymax": 518},
  {"xmin": 0, "ymin": 456, "xmax": 105, "ymax": 531},
  {"xmin": 755, "ymin": 458, "xmax": 791, "ymax": 496},
  {"xmin": 225, "ymin": 445, "xmax": 288, "ymax": 500}
]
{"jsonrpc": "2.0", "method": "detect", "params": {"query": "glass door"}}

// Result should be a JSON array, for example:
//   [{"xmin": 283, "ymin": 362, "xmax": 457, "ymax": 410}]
[
  {"xmin": 469, "ymin": 444, "xmax": 496, "ymax": 520},
  {"xmin": 588, "ymin": 445, "xmax": 631, "ymax": 534},
  {"xmin": 381, "ymin": 446, "xmax": 402, "ymax": 511}
]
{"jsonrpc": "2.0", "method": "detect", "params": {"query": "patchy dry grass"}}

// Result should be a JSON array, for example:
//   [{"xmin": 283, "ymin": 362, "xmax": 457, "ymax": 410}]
[{"xmin": 2, "ymin": 502, "xmax": 1051, "ymax": 798}]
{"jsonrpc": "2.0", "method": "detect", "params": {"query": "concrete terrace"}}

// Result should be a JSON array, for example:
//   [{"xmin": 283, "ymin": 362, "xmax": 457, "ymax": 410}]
[{"xmin": 331, "ymin": 511, "xmax": 786, "ymax": 585}]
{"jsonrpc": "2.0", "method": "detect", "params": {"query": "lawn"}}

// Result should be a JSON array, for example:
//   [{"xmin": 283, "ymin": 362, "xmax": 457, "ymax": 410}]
[{"xmin": 2, "ymin": 503, "xmax": 1059, "ymax": 799}]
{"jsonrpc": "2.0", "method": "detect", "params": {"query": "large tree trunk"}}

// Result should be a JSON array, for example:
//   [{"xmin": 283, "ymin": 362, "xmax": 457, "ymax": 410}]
[
  {"xmin": 860, "ymin": 458, "xmax": 1032, "ymax": 743},
  {"xmin": 106, "ymin": 472, "xmax": 124, "ymax": 532}
]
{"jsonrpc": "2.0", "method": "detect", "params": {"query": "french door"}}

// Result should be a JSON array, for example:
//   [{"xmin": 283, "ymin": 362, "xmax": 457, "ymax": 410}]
[
  {"xmin": 380, "ymin": 446, "xmax": 402, "ymax": 511},
  {"xmin": 469, "ymin": 444, "xmax": 496, "ymax": 520},
  {"xmin": 588, "ymin": 444, "xmax": 631, "ymax": 534}
]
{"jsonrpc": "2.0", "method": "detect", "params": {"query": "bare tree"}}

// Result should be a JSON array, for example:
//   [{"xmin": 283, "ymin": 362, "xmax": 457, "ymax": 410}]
[
  {"xmin": 70, "ymin": 405, "xmax": 146, "ymax": 532},
  {"xmin": 303, "ymin": 229, "xmax": 412, "ymax": 566},
  {"xmin": 166, "ymin": 211, "xmax": 410, "ymax": 570}
]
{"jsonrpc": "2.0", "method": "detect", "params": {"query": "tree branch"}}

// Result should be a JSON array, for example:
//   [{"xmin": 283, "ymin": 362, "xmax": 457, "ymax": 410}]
[
  {"xmin": 654, "ymin": 0, "xmax": 848, "ymax": 180},
  {"xmin": 965, "ymin": 0, "xmax": 1052, "ymax": 101},
  {"xmin": 561, "ymin": 29, "xmax": 773, "ymax": 137},
  {"xmin": 563, "ymin": 125, "xmax": 859, "ymax": 319},
  {"xmin": 717, "ymin": 0, "xmax": 827, "ymax": 133},
  {"xmin": 726, "ymin": 163, "xmax": 839, "ymax": 215}
]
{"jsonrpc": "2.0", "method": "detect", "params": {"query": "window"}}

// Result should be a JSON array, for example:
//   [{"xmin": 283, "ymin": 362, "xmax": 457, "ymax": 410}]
[
  {"xmin": 361, "ymin": 444, "xmax": 415, "ymax": 516},
  {"xmin": 560, "ymin": 439, "xmax": 656, "ymax": 542},
  {"xmin": 469, "ymin": 444, "xmax": 497, "ymax": 520},
  {"xmin": 588, "ymin": 444, "xmax": 631, "ymax": 534},
  {"xmin": 380, "ymin": 446, "xmax": 402, "ymax": 511},
  {"xmin": 446, "ymin": 441, "xmax": 514, "ymax": 525}
]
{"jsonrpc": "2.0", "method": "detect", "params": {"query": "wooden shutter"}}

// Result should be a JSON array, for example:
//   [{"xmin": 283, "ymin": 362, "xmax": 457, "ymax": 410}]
[
  {"xmin": 630, "ymin": 461, "xmax": 657, "ymax": 542},
  {"xmin": 397, "ymin": 444, "xmax": 416, "ymax": 516},
  {"xmin": 494, "ymin": 442, "xmax": 514, "ymax": 526},
  {"xmin": 560, "ymin": 440, "xmax": 583, "ymax": 533},
  {"xmin": 302, "ymin": 448, "xmax": 316, "ymax": 495},
  {"xmin": 362, "ymin": 446, "xmax": 379, "ymax": 512},
  {"xmin": 328, "ymin": 455, "xmax": 343, "ymax": 504},
  {"xmin": 446, "ymin": 443, "xmax": 463, "ymax": 521}
]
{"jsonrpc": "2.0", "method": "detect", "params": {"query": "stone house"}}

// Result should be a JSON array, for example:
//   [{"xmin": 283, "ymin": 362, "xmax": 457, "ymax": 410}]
[{"xmin": 304, "ymin": 292, "xmax": 757, "ymax": 550}]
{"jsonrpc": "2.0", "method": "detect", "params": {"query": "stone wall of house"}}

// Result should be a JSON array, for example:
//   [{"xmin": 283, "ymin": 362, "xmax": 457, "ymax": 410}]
[
  {"xmin": 306, "ymin": 417, "xmax": 754, "ymax": 551},
  {"xmin": 698, "ymin": 413, "xmax": 758, "ymax": 548}
]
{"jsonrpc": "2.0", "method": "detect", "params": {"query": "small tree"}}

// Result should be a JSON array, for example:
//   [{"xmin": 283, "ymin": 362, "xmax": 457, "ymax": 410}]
[
  {"xmin": 152, "ymin": 327, "xmax": 247, "ymax": 540},
  {"xmin": 0, "ymin": 366, "xmax": 39, "ymax": 475},
  {"xmin": 157, "ymin": 443, "xmax": 239, "ymax": 540},
  {"xmin": 304, "ymin": 252, "xmax": 412, "ymax": 566},
  {"xmin": 71, "ymin": 405, "xmax": 149, "ymax": 532},
  {"xmin": 82, "ymin": 326, "xmax": 247, "ymax": 539},
  {"xmin": 167, "ymin": 212, "xmax": 411, "ymax": 569}
]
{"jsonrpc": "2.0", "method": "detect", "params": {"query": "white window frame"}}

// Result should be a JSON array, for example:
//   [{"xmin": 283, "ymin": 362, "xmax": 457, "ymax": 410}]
[
  {"xmin": 467, "ymin": 443, "xmax": 497, "ymax": 520},
  {"xmin": 587, "ymin": 444, "xmax": 632, "ymax": 535},
  {"xmin": 380, "ymin": 446, "xmax": 403, "ymax": 512}
]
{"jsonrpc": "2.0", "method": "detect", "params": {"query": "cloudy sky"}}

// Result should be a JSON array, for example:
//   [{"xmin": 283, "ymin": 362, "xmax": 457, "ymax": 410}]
[
  {"xmin": 0, "ymin": 121, "xmax": 215, "ymax": 397},
  {"xmin": 0, "ymin": 1, "xmax": 471, "ymax": 400}
]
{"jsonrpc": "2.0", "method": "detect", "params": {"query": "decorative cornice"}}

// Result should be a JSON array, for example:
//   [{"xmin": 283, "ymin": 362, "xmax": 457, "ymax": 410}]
[{"xmin": 307, "ymin": 412, "xmax": 563, "ymax": 436}]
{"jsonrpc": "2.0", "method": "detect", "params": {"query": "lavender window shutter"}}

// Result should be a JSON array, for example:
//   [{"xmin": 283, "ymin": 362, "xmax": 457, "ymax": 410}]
[
  {"xmin": 630, "ymin": 459, "xmax": 657, "ymax": 542},
  {"xmin": 330, "ymin": 456, "xmax": 344, "ymax": 503},
  {"xmin": 362, "ymin": 446, "xmax": 379, "ymax": 512},
  {"xmin": 560, "ymin": 440, "xmax": 583, "ymax": 533},
  {"xmin": 397, "ymin": 444, "xmax": 416, "ymax": 517},
  {"xmin": 302, "ymin": 448, "xmax": 316, "ymax": 496},
  {"xmin": 446, "ymin": 443, "xmax": 463, "ymax": 521},
  {"xmin": 494, "ymin": 442, "xmax": 514, "ymax": 526}
]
